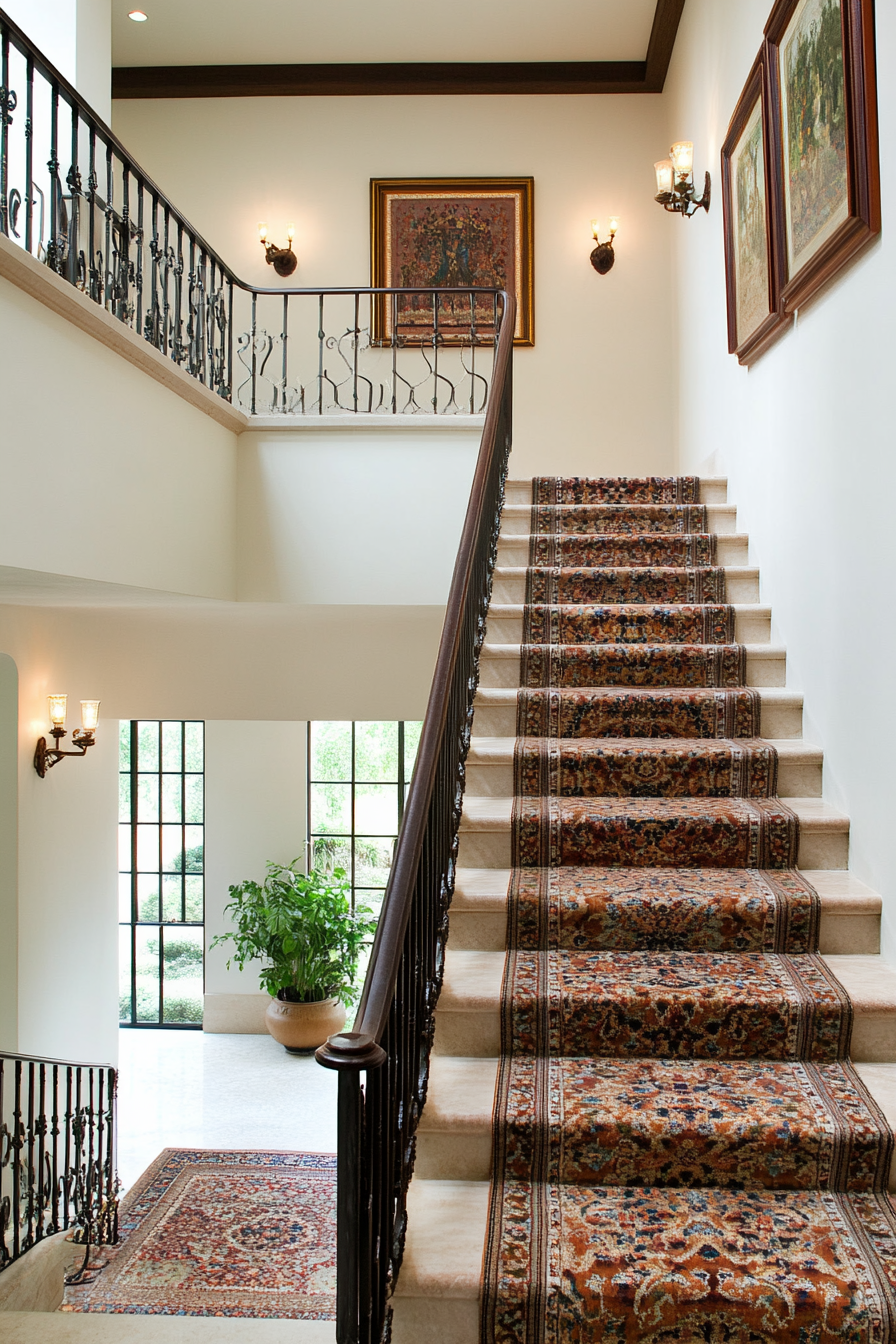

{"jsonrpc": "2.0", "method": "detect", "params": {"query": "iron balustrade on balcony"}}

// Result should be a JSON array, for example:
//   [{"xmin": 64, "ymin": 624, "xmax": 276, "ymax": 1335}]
[
  {"xmin": 0, "ymin": 6, "xmax": 501, "ymax": 419},
  {"xmin": 0, "ymin": 1051, "xmax": 119, "ymax": 1278},
  {"xmin": 316, "ymin": 289, "xmax": 514, "ymax": 1344}
]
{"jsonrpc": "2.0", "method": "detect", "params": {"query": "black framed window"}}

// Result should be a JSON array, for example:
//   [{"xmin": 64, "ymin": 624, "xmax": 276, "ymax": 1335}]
[
  {"xmin": 307, "ymin": 721, "xmax": 422, "ymax": 913},
  {"xmin": 118, "ymin": 721, "xmax": 205, "ymax": 1028}
]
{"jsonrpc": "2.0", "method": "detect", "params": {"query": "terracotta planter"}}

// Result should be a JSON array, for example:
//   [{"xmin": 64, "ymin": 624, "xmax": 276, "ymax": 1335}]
[{"xmin": 264, "ymin": 995, "xmax": 346, "ymax": 1054}]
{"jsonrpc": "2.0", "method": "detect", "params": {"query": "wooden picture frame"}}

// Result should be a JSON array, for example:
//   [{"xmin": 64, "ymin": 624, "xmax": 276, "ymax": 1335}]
[
  {"xmin": 722, "ymin": 53, "xmax": 793, "ymax": 365},
  {"xmin": 370, "ymin": 177, "xmax": 534, "ymax": 346},
  {"xmin": 765, "ymin": 0, "xmax": 880, "ymax": 313}
]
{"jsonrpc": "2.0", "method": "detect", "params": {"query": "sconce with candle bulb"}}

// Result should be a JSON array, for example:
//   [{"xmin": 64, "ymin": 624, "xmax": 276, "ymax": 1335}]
[
  {"xmin": 34, "ymin": 696, "xmax": 100, "ymax": 777},
  {"xmin": 258, "ymin": 222, "xmax": 298, "ymax": 277},
  {"xmin": 589, "ymin": 217, "xmax": 619, "ymax": 275},
  {"xmin": 654, "ymin": 141, "xmax": 711, "ymax": 218}
]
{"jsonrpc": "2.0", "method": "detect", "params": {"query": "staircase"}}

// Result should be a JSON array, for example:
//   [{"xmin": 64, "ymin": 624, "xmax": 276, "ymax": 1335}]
[{"xmin": 391, "ymin": 475, "xmax": 896, "ymax": 1343}]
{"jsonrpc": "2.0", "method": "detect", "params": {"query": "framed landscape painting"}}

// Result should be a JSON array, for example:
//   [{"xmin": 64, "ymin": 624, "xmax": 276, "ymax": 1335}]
[
  {"xmin": 722, "ymin": 54, "xmax": 792, "ymax": 365},
  {"xmin": 765, "ymin": 0, "xmax": 880, "ymax": 311},
  {"xmin": 370, "ymin": 177, "xmax": 534, "ymax": 346}
]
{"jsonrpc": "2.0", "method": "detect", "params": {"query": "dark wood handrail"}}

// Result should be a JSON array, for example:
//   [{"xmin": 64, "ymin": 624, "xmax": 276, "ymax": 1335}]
[{"xmin": 317, "ymin": 286, "xmax": 515, "ymax": 1072}]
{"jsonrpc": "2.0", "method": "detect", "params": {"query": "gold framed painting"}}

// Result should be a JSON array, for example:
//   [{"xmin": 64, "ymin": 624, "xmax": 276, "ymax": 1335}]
[
  {"xmin": 370, "ymin": 177, "xmax": 534, "ymax": 346},
  {"xmin": 765, "ymin": 0, "xmax": 880, "ymax": 311},
  {"xmin": 721, "ymin": 53, "xmax": 792, "ymax": 365}
]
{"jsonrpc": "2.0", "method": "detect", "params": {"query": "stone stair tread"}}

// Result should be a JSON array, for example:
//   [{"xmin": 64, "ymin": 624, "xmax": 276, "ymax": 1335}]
[
  {"xmin": 460, "ymin": 796, "xmax": 848, "ymax": 828},
  {"xmin": 492, "ymin": 565, "xmax": 759, "ymax": 578},
  {"xmin": 473, "ymin": 687, "xmax": 804, "ymax": 704},
  {"xmin": 452, "ymin": 867, "xmax": 881, "ymax": 914},
  {"xmin": 823, "ymin": 955, "xmax": 896, "ymax": 1012},
  {"xmin": 480, "ymin": 641, "xmax": 785, "ymax": 656},
  {"xmin": 504, "ymin": 477, "xmax": 729, "ymax": 490},
  {"xmin": 396, "ymin": 1179, "xmax": 489, "ymax": 1301},
  {"xmin": 486, "ymin": 602, "xmax": 769, "ymax": 617},
  {"xmin": 442, "ymin": 949, "xmax": 896, "ymax": 1005},
  {"xmin": 466, "ymin": 736, "xmax": 822, "ymax": 763}
]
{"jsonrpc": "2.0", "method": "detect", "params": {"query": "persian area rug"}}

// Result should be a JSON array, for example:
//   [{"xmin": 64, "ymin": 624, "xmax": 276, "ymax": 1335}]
[
  {"xmin": 503, "ymin": 949, "xmax": 852, "ymax": 1062},
  {"xmin": 517, "ymin": 686, "xmax": 761, "ymax": 737},
  {"xmin": 506, "ymin": 867, "xmax": 820, "ymax": 953},
  {"xmin": 530, "ymin": 532, "xmax": 716, "ymax": 567},
  {"xmin": 482, "ymin": 1185, "xmax": 896, "ymax": 1344},
  {"xmin": 525, "ymin": 565, "xmax": 726, "ymax": 604},
  {"xmin": 522, "ymin": 602, "xmax": 735, "ymax": 645},
  {"xmin": 520, "ymin": 643, "xmax": 747, "ymax": 688},
  {"xmin": 533, "ymin": 475, "xmax": 700, "ymax": 504},
  {"xmin": 62, "ymin": 1149, "xmax": 336, "ymax": 1318},
  {"xmin": 512, "ymin": 796, "xmax": 800, "ymax": 868},
  {"xmin": 531, "ymin": 503, "xmax": 707, "ymax": 535},
  {"xmin": 514, "ymin": 737, "xmax": 778, "ymax": 798},
  {"xmin": 496, "ymin": 1057, "xmax": 891, "ymax": 1190}
]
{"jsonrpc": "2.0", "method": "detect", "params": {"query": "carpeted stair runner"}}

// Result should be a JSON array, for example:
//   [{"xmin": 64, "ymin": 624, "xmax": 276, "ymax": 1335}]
[{"xmin": 479, "ymin": 476, "xmax": 896, "ymax": 1343}]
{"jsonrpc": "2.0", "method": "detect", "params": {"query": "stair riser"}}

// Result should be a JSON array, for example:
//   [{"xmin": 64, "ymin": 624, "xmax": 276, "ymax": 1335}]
[
  {"xmin": 499, "ymin": 505, "xmax": 737, "ymax": 537},
  {"xmin": 457, "ymin": 827, "xmax": 849, "ymax": 869},
  {"xmin": 464, "ymin": 760, "xmax": 822, "ymax": 798},
  {"xmin": 502, "ymin": 480, "xmax": 729, "ymax": 506},
  {"xmin": 484, "ymin": 611, "xmax": 771, "ymax": 644},
  {"xmin": 490, "ymin": 573, "xmax": 761, "ymax": 604},
  {"xmin": 432, "ymin": 1004, "xmax": 895, "ymax": 1063},
  {"xmin": 415, "ymin": 1129, "xmax": 896, "ymax": 1189},
  {"xmin": 444, "ymin": 909, "xmax": 879, "ymax": 956},
  {"xmin": 478, "ymin": 650, "xmax": 787, "ymax": 689},
  {"xmin": 471, "ymin": 699, "xmax": 803, "ymax": 738},
  {"xmin": 498, "ymin": 534, "xmax": 750, "ymax": 566}
]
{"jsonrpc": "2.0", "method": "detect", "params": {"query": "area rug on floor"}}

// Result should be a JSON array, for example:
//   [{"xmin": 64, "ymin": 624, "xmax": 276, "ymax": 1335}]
[{"xmin": 62, "ymin": 1149, "xmax": 336, "ymax": 1318}]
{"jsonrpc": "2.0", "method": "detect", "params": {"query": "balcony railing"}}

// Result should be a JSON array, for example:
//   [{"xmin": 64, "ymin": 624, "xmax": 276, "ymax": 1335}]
[
  {"xmin": 0, "ymin": 6, "xmax": 500, "ymax": 418},
  {"xmin": 0, "ymin": 1051, "xmax": 119, "ymax": 1277}
]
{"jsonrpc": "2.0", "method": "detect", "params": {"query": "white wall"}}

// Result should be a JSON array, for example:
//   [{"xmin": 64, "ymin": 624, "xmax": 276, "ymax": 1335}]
[
  {"xmin": 238, "ymin": 427, "xmax": 479, "ymax": 603},
  {"xmin": 0, "ymin": 656, "xmax": 18, "ymax": 1051},
  {"xmin": 3, "ymin": 0, "xmax": 110, "ymax": 122},
  {"xmin": 665, "ymin": 1, "xmax": 896, "ymax": 957},
  {"xmin": 0, "ymin": 278, "xmax": 238, "ymax": 600},
  {"xmin": 204, "ymin": 721, "xmax": 306, "ymax": 1015},
  {"xmin": 0, "ymin": 599, "xmax": 441, "ymax": 1058},
  {"xmin": 112, "ymin": 93, "xmax": 679, "ymax": 478}
]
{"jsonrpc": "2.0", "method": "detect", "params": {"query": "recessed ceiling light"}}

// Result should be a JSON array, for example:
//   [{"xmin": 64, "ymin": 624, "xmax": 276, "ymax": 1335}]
[{"xmin": 128, "ymin": 10, "xmax": 148, "ymax": 20}]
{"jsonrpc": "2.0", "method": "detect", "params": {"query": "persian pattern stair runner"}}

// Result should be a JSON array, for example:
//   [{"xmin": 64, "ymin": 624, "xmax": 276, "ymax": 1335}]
[{"xmin": 481, "ymin": 477, "xmax": 896, "ymax": 1344}]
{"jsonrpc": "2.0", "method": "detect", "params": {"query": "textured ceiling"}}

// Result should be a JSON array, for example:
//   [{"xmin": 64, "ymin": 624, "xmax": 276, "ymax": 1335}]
[{"xmin": 112, "ymin": 0, "xmax": 658, "ymax": 67}]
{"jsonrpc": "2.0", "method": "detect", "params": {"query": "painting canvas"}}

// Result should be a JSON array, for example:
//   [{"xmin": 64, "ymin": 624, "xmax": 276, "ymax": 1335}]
[
  {"xmin": 721, "ymin": 55, "xmax": 792, "ymax": 365},
  {"xmin": 780, "ymin": 0, "xmax": 849, "ymax": 275},
  {"xmin": 733, "ymin": 99, "xmax": 772, "ymax": 345},
  {"xmin": 371, "ymin": 178, "xmax": 534, "ymax": 346},
  {"xmin": 765, "ymin": 0, "xmax": 879, "ymax": 311}
]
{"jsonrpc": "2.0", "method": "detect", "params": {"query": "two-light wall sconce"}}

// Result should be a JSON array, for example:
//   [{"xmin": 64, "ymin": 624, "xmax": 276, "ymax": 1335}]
[
  {"xmin": 34, "ymin": 696, "xmax": 100, "ymax": 778},
  {"xmin": 258, "ymin": 222, "xmax": 298, "ymax": 278},
  {"xmin": 654, "ymin": 141, "xmax": 711, "ymax": 218},
  {"xmin": 589, "ymin": 217, "xmax": 619, "ymax": 275}
]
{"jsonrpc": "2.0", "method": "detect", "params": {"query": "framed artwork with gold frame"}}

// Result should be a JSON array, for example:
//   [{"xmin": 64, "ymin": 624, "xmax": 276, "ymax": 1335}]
[{"xmin": 370, "ymin": 177, "xmax": 534, "ymax": 346}]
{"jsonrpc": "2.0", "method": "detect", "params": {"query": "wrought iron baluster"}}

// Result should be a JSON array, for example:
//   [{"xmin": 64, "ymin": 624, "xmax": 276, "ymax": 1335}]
[
  {"xmin": 432, "ymin": 289, "xmax": 439, "ymax": 414},
  {"xmin": 24, "ymin": 55, "xmax": 33, "ymax": 254},
  {"xmin": 250, "ymin": 291, "xmax": 257, "ymax": 416},
  {"xmin": 47, "ymin": 83, "xmax": 59, "ymax": 271},
  {"xmin": 87, "ymin": 127, "xmax": 97, "ymax": 299},
  {"xmin": 63, "ymin": 1065, "xmax": 72, "ymax": 1231},
  {"xmin": 12, "ymin": 1060, "xmax": 21, "ymax": 1260},
  {"xmin": 391, "ymin": 293, "xmax": 398, "ymax": 414},
  {"xmin": 0, "ymin": 26, "xmax": 11, "ymax": 238},
  {"xmin": 352, "ymin": 292, "xmax": 360, "ymax": 412},
  {"xmin": 281, "ymin": 294, "xmax": 288, "ymax": 412},
  {"xmin": 50, "ymin": 1064, "xmax": 60, "ymax": 1235},
  {"xmin": 67, "ymin": 99, "xmax": 81, "ymax": 287},
  {"xmin": 318, "ymin": 294, "xmax": 325, "ymax": 415},
  {"xmin": 103, "ymin": 139, "xmax": 113, "ymax": 308},
  {"xmin": 135, "ymin": 177, "xmax": 144, "ymax": 334},
  {"xmin": 120, "ymin": 162, "xmax": 131, "ymax": 322}
]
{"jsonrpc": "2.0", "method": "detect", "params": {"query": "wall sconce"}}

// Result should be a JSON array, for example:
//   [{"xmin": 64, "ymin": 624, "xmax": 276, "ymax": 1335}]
[
  {"xmin": 34, "ymin": 696, "xmax": 100, "ymax": 778},
  {"xmin": 589, "ymin": 218, "xmax": 618, "ymax": 275},
  {"xmin": 258, "ymin": 222, "xmax": 297, "ymax": 278},
  {"xmin": 654, "ymin": 141, "xmax": 711, "ymax": 217}
]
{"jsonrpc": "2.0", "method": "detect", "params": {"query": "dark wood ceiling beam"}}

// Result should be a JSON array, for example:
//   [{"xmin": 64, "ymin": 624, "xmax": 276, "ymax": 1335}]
[
  {"xmin": 111, "ymin": 0, "xmax": 686, "ymax": 99},
  {"xmin": 644, "ymin": 0, "xmax": 687, "ymax": 91},
  {"xmin": 112, "ymin": 60, "xmax": 650, "ymax": 99}
]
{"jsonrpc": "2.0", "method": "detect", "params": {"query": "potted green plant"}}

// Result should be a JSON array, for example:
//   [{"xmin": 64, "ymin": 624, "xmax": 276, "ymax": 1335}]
[{"xmin": 211, "ymin": 860, "xmax": 379, "ymax": 1053}]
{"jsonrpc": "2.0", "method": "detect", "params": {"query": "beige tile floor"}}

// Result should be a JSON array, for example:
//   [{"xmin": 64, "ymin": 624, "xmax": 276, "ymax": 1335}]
[{"xmin": 117, "ymin": 1029, "xmax": 338, "ymax": 1191}]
